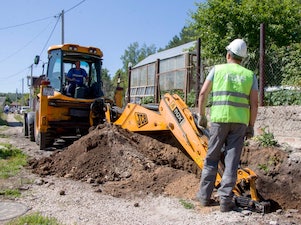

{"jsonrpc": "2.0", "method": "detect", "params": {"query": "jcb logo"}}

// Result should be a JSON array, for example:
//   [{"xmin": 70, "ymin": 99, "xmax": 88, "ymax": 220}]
[
  {"xmin": 135, "ymin": 112, "xmax": 148, "ymax": 128},
  {"xmin": 173, "ymin": 107, "xmax": 184, "ymax": 124}
]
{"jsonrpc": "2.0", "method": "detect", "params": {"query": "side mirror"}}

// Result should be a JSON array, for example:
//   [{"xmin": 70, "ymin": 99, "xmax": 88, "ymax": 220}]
[{"xmin": 34, "ymin": 55, "xmax": 40, "ymax": 65}]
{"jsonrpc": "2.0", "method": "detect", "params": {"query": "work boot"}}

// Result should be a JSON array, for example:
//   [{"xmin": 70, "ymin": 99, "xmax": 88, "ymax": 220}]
[{"xmin": 220, "ymin": 200, "xmax": 236, "ymax": 212}]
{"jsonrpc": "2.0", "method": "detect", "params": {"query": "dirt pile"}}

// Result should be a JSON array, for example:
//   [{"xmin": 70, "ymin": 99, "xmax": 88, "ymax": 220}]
[
  {"xmin": 241, "ymin": 146, "xmax": 301, "ymax": 211},
  {"xmin": 30, "ymin": 123, "xmax": 201, "ymax": 200},
  {"xmin": 29, "ymin": 123, "xmax": 301, "ymax": 211}
]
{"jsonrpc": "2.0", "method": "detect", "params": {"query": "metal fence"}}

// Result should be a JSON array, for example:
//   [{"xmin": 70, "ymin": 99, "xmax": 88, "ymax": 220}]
[{"xmin": 202, "ymin": 47, "xmax": 301, "ymax": 107}]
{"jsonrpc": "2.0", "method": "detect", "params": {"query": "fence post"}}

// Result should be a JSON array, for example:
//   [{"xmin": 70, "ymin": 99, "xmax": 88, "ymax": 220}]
[
  {"xmin": 195, "ymin": 38, "xmax": 201, "ymax": 107},
  {"xmin": 154, "ymin": 59, "xmax": 160, "ymax": 103},
  {"xmin": 127, "ymin": 64, "xmax": 132, "ymax": 103},
  {"xmin": 259, "ymin": 23, "xmax": 266, "ymax": 106}
]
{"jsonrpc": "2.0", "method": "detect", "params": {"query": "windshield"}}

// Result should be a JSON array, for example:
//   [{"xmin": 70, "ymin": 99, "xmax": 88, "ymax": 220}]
[{"xmin": 47, "ymin": 49, "xmax": 103, "ymax": 98}]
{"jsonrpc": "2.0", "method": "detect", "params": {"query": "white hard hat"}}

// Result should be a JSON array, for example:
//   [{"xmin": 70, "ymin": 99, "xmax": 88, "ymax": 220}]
[{"xmin": 226, "ymin": 39, "xmax": 248, "ymax": 58}]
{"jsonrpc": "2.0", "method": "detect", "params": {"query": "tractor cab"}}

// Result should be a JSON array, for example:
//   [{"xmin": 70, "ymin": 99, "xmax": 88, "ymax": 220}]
[{"xmin": 45, "ymin": 44, "xmax": 104, "ymax": 99}]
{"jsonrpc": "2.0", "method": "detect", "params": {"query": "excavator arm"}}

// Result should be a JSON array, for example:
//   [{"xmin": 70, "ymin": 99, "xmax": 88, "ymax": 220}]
[{"xmin": 114, "ymin": 93, "xmax": 269, "ymax": 213}]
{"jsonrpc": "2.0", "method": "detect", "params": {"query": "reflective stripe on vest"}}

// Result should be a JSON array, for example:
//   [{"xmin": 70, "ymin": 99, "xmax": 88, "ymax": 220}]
[{"xmin": 210, "ymin": 63, "xmax": 253, "ymax": 125}]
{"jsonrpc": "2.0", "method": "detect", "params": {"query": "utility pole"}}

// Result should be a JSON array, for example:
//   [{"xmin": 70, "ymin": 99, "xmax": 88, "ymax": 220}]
[
  {"xmin": 61, "ymin": 10, "xmax": 65, "ymax": 44},
  {"xmin": 22, "ymin": 78, "xmax": 24, "ymax": 94},
  {"xmin": 29, "ymin": 64, "xmax": 33, "ymax": 108}
]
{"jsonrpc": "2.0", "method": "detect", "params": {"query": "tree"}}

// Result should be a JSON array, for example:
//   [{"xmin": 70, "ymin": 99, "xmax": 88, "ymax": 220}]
[
  {"xmin": 188, "ymin": 0, "xmax": 301, "ymax": 60},
  {"xmin": 161, "ymin": 26, "xmax": 196, "ymax": 50},
  {"xmin": 113, "ymin": 42, "xmax": 157, "ymax": 92},
  {"xmin": 120, "ymin": 42, "xmax": 157, "ymax": 72},
  {"xmin": 101, "ymin": 68, "xmax": 114, "ymax": 98}
]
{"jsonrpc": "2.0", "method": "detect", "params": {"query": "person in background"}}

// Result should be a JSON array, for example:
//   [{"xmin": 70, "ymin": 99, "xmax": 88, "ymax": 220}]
[
  {"xmin": 66, "ymin": 61, "xmax": 88, "ymax": 97},
  {"xmin": 4, "ymin": 104, "xmax": 9, "ymax": 114},
  {"xmin": 196, "ymin": 39, "xmax": 259, "ymax": 212}
]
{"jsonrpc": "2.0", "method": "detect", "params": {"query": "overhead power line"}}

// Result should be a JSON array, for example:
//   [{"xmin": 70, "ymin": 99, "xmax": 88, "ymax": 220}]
[
  {"xmin": 0, "ymin": 16, "xmax": 54, "ymax": 31},
  {"xmin": 4, "ymin": 0, "xmax": 87, "ymax": 80},
  {"xmin": 0, "ymin": 21, "xmax": 55, "ymax": 64},
  {"xmin": 6, "ymin": 66, "xmax": 31, "ymax": 80},
  {"xmin": 0, "ymin": 0, "xmax": 86, "ymax": 31},
  {"xmin": 39, "ymin": 16, "xmax": 61, "ymax": 56},
  {"xmin": 65, "ymin": 0, "xmax": 86, "ymax": 13},
  {"xmin": 38, "ymin": 0, "xmax": 87, "ymax": 56}
]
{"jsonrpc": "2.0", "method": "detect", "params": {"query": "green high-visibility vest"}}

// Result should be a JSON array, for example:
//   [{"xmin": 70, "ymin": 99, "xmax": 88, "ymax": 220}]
[{"xmin": 210, "ymin": 63, "xmax": 254, "ymax": 125}]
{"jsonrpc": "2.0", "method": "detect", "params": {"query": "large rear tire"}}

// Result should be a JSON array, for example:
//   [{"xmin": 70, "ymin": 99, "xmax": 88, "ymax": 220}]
[
  {"xmin": 27, "ymin": 112, "xmax": 35, "ymax": 142},
  {"xmin": 34, "ymin": 113, "xmax": 55, "ymax": 150},
  {"xmin": 23, "ymin": 113, "xmax": 28, "ymax": 137},
  {"xmin": 33, "ymin": 112, "xmax": 46, "ymax": 150}
]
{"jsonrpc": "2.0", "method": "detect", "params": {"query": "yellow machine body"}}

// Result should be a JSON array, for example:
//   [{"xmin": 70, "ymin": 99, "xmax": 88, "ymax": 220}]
[{"xmin": 114, "ymin": 93, "xmax": 267, "ymax": 211}]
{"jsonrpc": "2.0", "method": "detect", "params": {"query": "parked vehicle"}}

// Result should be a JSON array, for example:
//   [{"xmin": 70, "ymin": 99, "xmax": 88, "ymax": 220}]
[{"xmin": 20, "ymin": 106, "xmax": 30, "ymax": 114}]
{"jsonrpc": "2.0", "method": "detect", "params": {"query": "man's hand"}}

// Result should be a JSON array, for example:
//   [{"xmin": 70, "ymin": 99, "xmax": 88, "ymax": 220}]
[
  {"xmin": 245, "ymin": 125, "xmax": 254, "ymax": 139},
  {"xmin": 197, "ymin": 114, "xmax": 208, "ymax": 128}
]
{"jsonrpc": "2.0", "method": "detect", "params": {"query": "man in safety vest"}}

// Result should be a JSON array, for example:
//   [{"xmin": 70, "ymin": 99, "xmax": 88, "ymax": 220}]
[{"xmin": 196, "ymin": 39, "xmax": 259, "ymax": 212}]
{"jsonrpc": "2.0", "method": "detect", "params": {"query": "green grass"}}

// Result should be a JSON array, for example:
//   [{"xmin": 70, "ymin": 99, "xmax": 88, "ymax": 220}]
[
  {"xmin": 254, "ymin": 126, "xmax": 279, "ymax": 147},
  {"xmin": 0, "ymin": 133, "xmax": 7, "ymax": 138},
  {"xmin": 0, "ymin": 113, "xmax": 8, "ymax": 126},
  {"xmin": 0, "ymin": 143, "xmax": 27, "ymax": 179},
  {"xmin": 179, "ymin": 199, "xmax": 195, "ymax": 209},
  {"xmin": 14, "ymin": 114, "xmax": 23, "ymax": 123},
  {"xmin": 258, "ymin": 163, "xmax": 269, "ymax": 173},
  {"xmin": 6, "ymin": 212, "xmax": 63, "ymax": 225},
  {"xmin": 0, "ymin": 188, "xmax": 21, "ymax": 197}
]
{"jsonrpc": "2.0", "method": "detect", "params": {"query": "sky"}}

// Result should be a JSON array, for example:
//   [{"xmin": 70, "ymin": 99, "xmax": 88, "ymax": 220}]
[{"xmin": 0, "ymin": 0, "xmax": 199, "ymax": 94}]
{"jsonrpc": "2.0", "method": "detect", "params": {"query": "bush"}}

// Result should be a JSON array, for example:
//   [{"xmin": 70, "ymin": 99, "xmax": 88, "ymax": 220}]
[{"xmin": 264, "ymin": 89, "xmax": 301, "ymax": 106}]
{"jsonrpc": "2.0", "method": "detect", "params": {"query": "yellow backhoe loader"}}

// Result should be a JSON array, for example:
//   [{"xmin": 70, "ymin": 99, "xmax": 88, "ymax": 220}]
[{"xmin": 108, "ymin": 92, "xmax": 270, "ymax": 213}]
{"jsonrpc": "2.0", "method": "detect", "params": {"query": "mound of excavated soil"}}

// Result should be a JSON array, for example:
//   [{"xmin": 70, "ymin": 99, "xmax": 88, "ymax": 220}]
[
  {"xmin": 241, "ymin": 146, "xmax": 301, "ymax": 211},
  {"xmin": 29, "ymin": 123, "xmax": 201, "ymax": 200},
  {"xmin": 29, "ymin": 123, "xmax": 301, "ymax": 211}
]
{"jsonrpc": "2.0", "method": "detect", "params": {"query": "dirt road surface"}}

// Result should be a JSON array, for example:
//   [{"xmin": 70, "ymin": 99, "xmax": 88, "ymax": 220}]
[{"xmin": 0, "ymin": 113, "xmax": 300, "ymax": 225}]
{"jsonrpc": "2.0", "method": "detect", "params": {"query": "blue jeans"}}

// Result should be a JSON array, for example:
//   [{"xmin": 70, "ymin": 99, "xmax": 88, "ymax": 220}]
[
  {"xmin": 197, "ymin": 122, "xmax": 246, "ymax": 202},
  {"xmin": 67, "ymin": 82, "xmax": 84, "ymax": 97}
]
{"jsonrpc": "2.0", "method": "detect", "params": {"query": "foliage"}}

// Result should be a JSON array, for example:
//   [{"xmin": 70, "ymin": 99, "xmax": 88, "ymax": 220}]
[
  {"xmin": 188, "ymin": 0, "xmax": 301, "ymax": 61},
  {"xmin": 160, "ymin": 89, "xmax": 197, "ymax": 107},
  {"xmin": 7, "ymin": 212, "xmax": 63, "ymax": 225},
  {"xmin": 161, "ymin": 26, "xmax": 196, "ymax": 50},
  {"xmin": 111, "ymin": 42, "xmax": 157, "ymax": 98},
  {"xmin": 265, "ymin": 43, "xmax": 301, "ymax": 87},
  {"xmin": 140, "ymin": 96, "xmax": 155, "ymax": 104},
  {"xmin": 0, "ymin": 93, "xmax": 27, "ymax": 105},
  {"xmin": 258, "ymin": 155, "xmax": 282, "ymax": 174},
  {"xmin": 279, "ymin": 43, "xmax": 301, "ymax": 86},
  {"xmin": 258, "ymin": 163, "xmax": 269, "ymax": 173},
  {"xmin": 0, "ymin": 143, "xmax": 27, "ymax": 179},
  {"xmin": 254, "ymin": 127, "xmax": 278, "ymax": 147},
  {"xmin": 120, "ymin": 42, "xmax": 157, "ymax": 72},
  {"xmin": 101, "ymin": 68, "xmax": 114, "ymax": 98},
  {"xmin": 265, "ymin": 90, "xmax": 301, "ymax": 106}
]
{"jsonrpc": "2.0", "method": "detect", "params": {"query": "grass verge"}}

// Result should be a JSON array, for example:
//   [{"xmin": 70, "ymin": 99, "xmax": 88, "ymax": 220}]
[
  {"xmin": 0, "ymin": 113, "xmax": 8, "ymax": 126},
  {"xmin": 0, "ymin": 143, "xmax": 27, "ymax": 179},
  {"xmin": 6, "ymin": 212, "xmax": 63, "ymax": 225}
]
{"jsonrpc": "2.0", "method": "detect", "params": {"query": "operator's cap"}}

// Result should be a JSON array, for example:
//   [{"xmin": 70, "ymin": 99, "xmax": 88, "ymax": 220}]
[{"xmin": 226, "ymin": 39, "xmax": 248, "ymax": 58}]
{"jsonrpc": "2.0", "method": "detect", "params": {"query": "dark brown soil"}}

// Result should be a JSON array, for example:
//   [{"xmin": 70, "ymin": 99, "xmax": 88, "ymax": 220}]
[{"xmin": 29, "ymin": 123, "xmax": 301, "ymax": 211}]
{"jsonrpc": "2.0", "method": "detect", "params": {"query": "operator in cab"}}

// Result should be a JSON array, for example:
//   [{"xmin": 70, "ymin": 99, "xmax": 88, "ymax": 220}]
[{"xmin": 66, "ymin": 61, "xmax": 88, "ymax": 97}]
